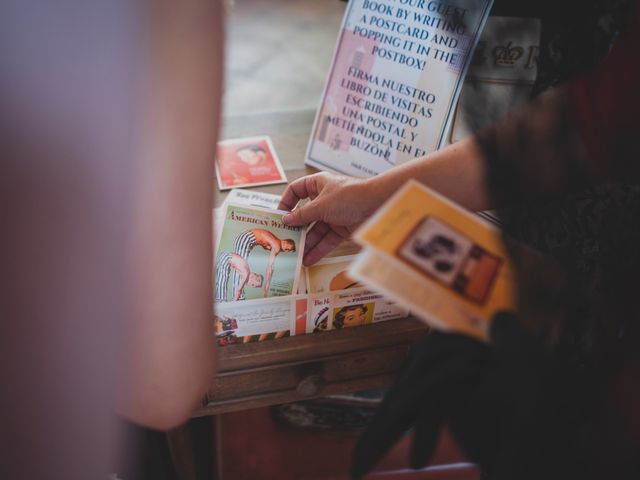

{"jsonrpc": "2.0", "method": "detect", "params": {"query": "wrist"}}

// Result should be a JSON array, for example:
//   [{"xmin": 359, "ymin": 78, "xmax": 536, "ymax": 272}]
[
  {"xmin": 361, "ymin": 172, "xmax": 397, "ymax": 213},
  {"xmin": 352, "ymin": 177, "xmax": 378, "ymax": 220}
]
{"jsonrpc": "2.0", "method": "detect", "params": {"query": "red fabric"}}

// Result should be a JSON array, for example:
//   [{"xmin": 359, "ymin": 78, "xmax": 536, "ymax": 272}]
[{"xmin": 567, "ymin": 1, "xmax": 640, "ymax": 182}]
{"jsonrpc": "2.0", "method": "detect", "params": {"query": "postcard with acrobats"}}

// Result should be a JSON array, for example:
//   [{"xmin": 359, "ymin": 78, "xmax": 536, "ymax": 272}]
[
  {"xmin": 214, "ymin": 204, "xmax": 305, "ymax": 302},
  {"xmin": 215, "ymin": 136, "xmax": 287, "ymax": 190}
]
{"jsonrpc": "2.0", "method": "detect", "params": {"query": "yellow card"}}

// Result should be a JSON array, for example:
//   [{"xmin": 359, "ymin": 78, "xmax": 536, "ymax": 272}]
[{"xmin": 351, "ymin": 180, "xmax": 517, "ymax": 341}]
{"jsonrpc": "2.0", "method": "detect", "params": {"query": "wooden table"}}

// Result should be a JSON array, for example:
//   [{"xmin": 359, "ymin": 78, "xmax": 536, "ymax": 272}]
[{"xmin": 168, "ymin": 109, "xmax": 428, "ymax": 479}]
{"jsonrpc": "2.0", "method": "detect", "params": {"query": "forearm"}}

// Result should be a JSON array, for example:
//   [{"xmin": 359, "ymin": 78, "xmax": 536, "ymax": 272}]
[
  {"xmin": 476, "ymin": 86, "xmax": 593, "ymax": 208},
  {"xmin": 122, "ymin": 0, "xmax": 222, "ymax": 430},
  {"xmin": 366, "ymin": 137, "xmax": 491, "ymax": 212},
  {"xmin": 365, "ymin": 85, "xmax": 590, "ymax": 213}
]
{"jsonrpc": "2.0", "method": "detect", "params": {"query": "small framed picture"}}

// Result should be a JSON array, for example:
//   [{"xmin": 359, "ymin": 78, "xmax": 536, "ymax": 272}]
[
  {"xmin": 215, "ymin": 135, "xmax": 287, "ymax": 190},
  {"xmin": 396, "ymin": 216, "xmax": 502, "ymax": 305}
]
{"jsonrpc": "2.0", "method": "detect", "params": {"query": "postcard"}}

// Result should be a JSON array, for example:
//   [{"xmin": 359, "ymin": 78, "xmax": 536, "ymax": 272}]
[
  {"xmin": 351, "ymin": 180, "xmax": 517, "ymax": 341},
  {"xmin": 332, "ymin": 288, "xmax": 409, "ymax": 329},
  {"xmin": 215, "ymin": 136, "xmax": 287, "ymax": 190},
  {"xmin": 304, "ymin": 256, "xmax": 408, "ymax": 332},
  {"xmin": 349, "ymin": 249, "xmax": 487, "ymax": 335},
  {"xmin": 214, "ymin": 203, "xmax": 306, "ymax": 302},
  {"xmin": 214, "ymin": 191, "xmax": 282, "ymax": 260},
  {"xmin": 304, "ymin": 287, "xmax": 408, "ymax": 333},
  {"xmin": 214, "ymin": 296, "xmax": 292, "ymax": 346},
  {"xmin": 305, "ymin": 255, "xmax": 363, "ymax": 294}
]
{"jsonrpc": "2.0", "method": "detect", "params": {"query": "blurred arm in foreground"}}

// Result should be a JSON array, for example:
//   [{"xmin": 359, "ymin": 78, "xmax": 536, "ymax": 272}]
[{"xmin": 1, "ymin": 1, "xmax": 222, "ymax": 478}]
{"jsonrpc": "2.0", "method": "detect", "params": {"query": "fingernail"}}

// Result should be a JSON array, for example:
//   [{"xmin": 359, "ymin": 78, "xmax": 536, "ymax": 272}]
[{"xmin": 283, "ymin": 213, "xmax": 293, "ymax": 224}]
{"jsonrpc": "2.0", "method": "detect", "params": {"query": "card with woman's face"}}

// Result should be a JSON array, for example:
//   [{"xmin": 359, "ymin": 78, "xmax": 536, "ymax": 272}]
[{"xmin": 215, "ymin": 136, "xmax": 287, "ymax": 190}]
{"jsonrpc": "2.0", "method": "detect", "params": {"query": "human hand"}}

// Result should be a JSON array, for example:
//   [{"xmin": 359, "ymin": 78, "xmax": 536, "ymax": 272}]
[{"xmin": 279, "ymin": 172, "xmax": 380, "ymax": 265}]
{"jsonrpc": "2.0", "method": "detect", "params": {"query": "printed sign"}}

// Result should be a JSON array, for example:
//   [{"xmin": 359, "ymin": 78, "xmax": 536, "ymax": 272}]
[{"xmin": 306, "ymin": 0, "xmax": 493, "ymax": 176}]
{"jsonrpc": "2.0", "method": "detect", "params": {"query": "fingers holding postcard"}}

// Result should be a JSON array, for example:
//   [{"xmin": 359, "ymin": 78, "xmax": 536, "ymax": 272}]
[
  {"xmin": 215, "ymin": 204, "xmax": 305, "ymax": 302},
  {"xmin": 215, "ymin": 136, "xmax": 287, "ymax": 190}
]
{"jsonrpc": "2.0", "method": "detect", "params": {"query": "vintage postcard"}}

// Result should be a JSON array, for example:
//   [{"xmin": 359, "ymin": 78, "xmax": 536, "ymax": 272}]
[
  {"xmin": 215, "ymin": 136, "xmax": 287, "ymax": 190},
  {"xmin": 214, "ymin": 191, "xmax": 283, "ymax": 263},
  {"xmin": 331, "ymin": 288, "xmax": 375, "ymax": 329},
  {"xmin": 305, "ymin": 255, "xmax": 363, "ymax": 294},
  {"xmin": 333, "ymin": 287, "xmax": 408, "ymax": 328},
  {"xmin": 304, "ymin": 256, "xmax": 408, "ymax": 331},
  {"xmin": 305, "ymin": 287, "xmax": 408, "ymax": 333},
  {"xmin": 215, "ymin": 204, "xmax": 305, "ymax": 302},
  {"xmin": 349, "ymin": 249, "xmax": 490, "ymax": 338},
  {"xmin": 214, "ymin": 296, "xmax": 292, "ymax": 346},
  {"xmin": 351, "ymin": 180, "xmax": 517, "ymax": 341}
]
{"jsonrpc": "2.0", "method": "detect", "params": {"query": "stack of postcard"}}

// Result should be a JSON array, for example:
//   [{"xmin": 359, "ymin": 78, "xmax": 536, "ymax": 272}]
[
  {"xmin": 349, "ymin": 180, "xmax": 517, "ymax": 342},
  {"xmin": 213, "ymin": 189, "xmax": 409, "ymax": 346},
  {"xmin": 304, "ymin": 255, "xmax": 408, "ymax": 334}
]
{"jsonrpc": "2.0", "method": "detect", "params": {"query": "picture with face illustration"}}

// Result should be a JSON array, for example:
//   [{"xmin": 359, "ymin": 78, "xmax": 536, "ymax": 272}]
[
  {"xmin": 332, "ymin": 302, "xmax": 375, "ymax": 329},
  {"xmin": 397, "ymin": 216, "xmax": 502, "ymax": 305},
  {"xmin": 215, "ymin": 136, "xmax": 287, "ymax": 190}
]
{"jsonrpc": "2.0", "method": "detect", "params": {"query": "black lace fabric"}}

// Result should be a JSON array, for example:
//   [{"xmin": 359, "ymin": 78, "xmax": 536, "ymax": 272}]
[
  {"xmin": 478, "ymin": 0, "xmax": 639, "ymax": 365},
  {"xmin": 472, "ymin": 5, "xmax": 640, "ymax": 473}
]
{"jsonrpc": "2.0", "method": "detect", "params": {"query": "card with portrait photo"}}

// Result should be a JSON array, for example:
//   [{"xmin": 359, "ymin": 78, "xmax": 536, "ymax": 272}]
[
  {"xmin": 351, "ymin": 180, "xmax": 518, "ymax": 342},
  {"xmin": 397, "ymin": 216, "xmax": 501, "ymax": 305},
  {"xmin": 215, "ymin": 136, "xmax": 287, "ymax": 190}
]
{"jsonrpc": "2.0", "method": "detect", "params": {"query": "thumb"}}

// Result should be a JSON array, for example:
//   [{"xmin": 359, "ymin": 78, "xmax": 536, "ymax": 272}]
[{"xmin": 282, "ymin": 201, "xmax": 322, "ymax": 226}]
